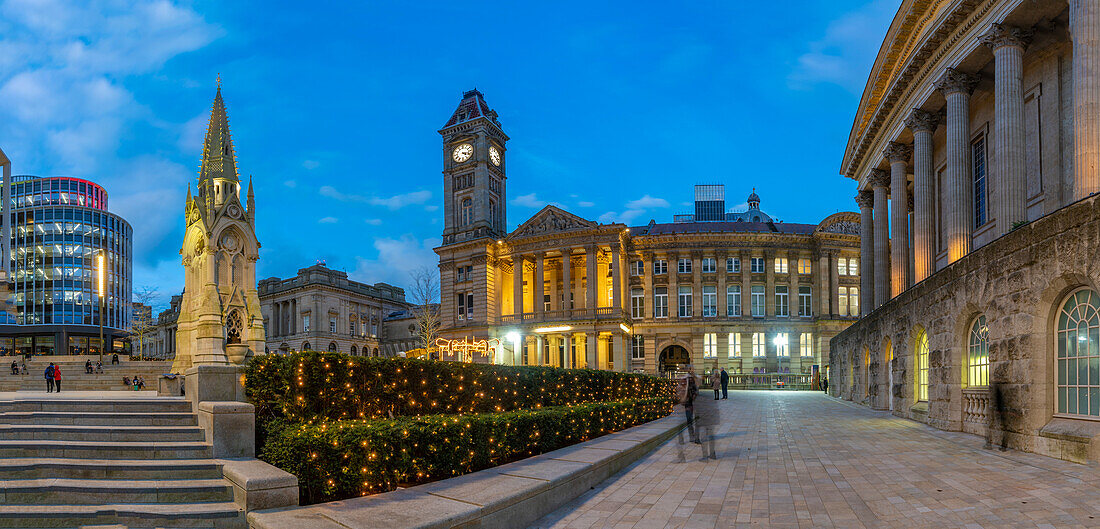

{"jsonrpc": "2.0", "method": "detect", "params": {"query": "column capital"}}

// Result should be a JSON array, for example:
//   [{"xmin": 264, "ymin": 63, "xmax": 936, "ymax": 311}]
[
  {"xmin": 904, "ymin": 108, "xmax": 940, "ymax": 133},
  {"xmin": 883, "ymin": 142, "xmax": 912, "ymax": 163},
  {"xmin": 935, "ymin": 68, "xmax": 980, "ymax": 96},
  {"xmin": 981, "ymin": 23, "xmax": 1032, "ymax": 51},
  {"xmin": 855, "ymin": 190, "xmax": 874, "ymax": 208},
  {"xmin": 870, "ymin": 168, "xmax": 891, "ymax": 189}
]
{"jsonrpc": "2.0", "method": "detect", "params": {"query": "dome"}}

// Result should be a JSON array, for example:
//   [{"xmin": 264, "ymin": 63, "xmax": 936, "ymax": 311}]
[{"xmin": 747, "ymin": 189, "xmax": 760, "ymax": 205}]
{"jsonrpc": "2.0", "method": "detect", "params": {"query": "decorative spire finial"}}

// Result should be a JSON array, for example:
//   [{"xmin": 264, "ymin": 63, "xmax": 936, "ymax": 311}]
[{"xmin": 216, "ymin": 73, "xmax": 221, "ymax": 90}]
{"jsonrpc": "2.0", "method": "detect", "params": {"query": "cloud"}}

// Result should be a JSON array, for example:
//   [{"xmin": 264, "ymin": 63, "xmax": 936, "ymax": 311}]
[
  {"xmin": 787, "ymin": 0, "xmax": 897, "ymax": 93},
  {"xmin": 318, "ymin": 216, "xmax": 338, "ymax": 224},
  {"xmin": 352, "ymin": 235, "xmax": 442, "ymax": 289},
  {"xmin": 511, "ymin": 193, "xmax": 546, "ymax": 208},
  {"xmin": 302, "ymin": 160, "xmax": 320, "ymax": 170},
  {"xmin": 598, "ymin": 209, "xmax": 646, "ymax": 225},
  {"xmin": 577, "ymin": 201, "xmax": 595, "ymax": 208},
  {"xmin": 283, "ymin": 180, "xmax": 297, "ymax": 188},
  {"xmin": 625, "ymin": 195, "xmax": 670, "ymax": 209},
  {"xmin": 424, "ymin": 205, "xmax": 439, "ymax": 212},
  {"xmin": 364, "ymin": 218, "xmax": 382, "ymax": 226},
  {"xmin": 319, "ymin": 185, "xmax": 432, "ymax": 210}
]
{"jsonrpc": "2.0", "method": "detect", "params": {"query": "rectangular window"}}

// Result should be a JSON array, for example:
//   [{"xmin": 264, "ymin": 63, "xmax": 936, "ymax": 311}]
[
  {"xmin": 798, "ymin": 258, "xmax": 812, "ymax": 274},
  {"xmin": 631, "ymin": 335, "xmax": 644, "ymax": 360},
  {"xmin": 752, "ymin": 332, "xmax": 765, "ymax": 357},
  {"xmin": 849, "ymin": 287, "xmax": 859, "ymax": 316},
  {"xmin": 678, "ymin": 286, "xmax": 692, "ymax": 318},
  {"xmin": 848, "ymin": 258, "xmax": 859, "ymax": 276},
  {"xmin": 799, "ymin": 286, "xmax": 812, "ymax": 317},
  {"xmin": 751, "ymin": 285, "xmax": 765, "ymax": 317},
  {"xmin": 456, "ymin": 267, "xmax": 465, "ymax": 282},
  {"xmin": 630, "ymin": 288, "xmax": 644, "ymax": 319},
  {"xmin": 838, "ymin": 257, "xmax": 848, "ymax": 276},
  {"xmin": 544, "ymin": 294, "xmax": 551, "ymax": 312},
  {"xmin": 775, "ymin": 285, "xmax": 789, "ymax": 317},
  {"xmin": 727, "ymin": 257, "xmax": 740, "ymax": 273},
  {"xmin": 631, "ymin": 260, "xmax": 644, "ymax": 276},
  {"xmin": 457, "ymin": 293, "xmax": 466, "ymax": 320},
  {"xmin": 751, "ymin": 257, "xmax": 765, "ymax": 273},
  {"xmin": 728, "ymin": 332, "xmax": 741, "ymax": 358},
  {"xmin": 677, "ymin": 258, "xmax": 692, "ymax": 274},
  {"xmin": 774, "ymin": 257, "xmax": 788, "ymax": 274},
  {"xmin": 727, "ymin": 285, "xmax": 741, "ymax": 316},
  {"xmin": 653, "ymin": 259, "xmax": 667, "ymax": 275},
  {"xmin": 702, "ymin": 285, "xmax": 717, "ymax": 317},
  {"xmin": 701, "ymin": 258, "xmax": 716, "ymax": 273},
  {"xmin": 800, "ymin": 333, "xmax": 813, "ymax": 357},
  {"xmin": 349, "ymin": 321, "xmax": 356, "ymax": 336},
  {"xmin": 466, "ymin": 294, "xmax": 474, "ymax": 319},
  {"xmin": 329, "ymin": 318, "xmax": 336, "ymax": 333},
  {"xmin": 303, "ymin": 315, "xmax": 311, "ymax": 332},
  {"xmin": 703, "ymin": 333, "xmax": 717, "ymax": 358},
  {"xmin": 838, "ymin": 287, "xmax": 849, "ymax": 317},
  {"xmin": 776, "ymin": 332, "xmax": 790, "ymax": 357},
  {"xmin": 973, "ymin": 135, "xmax": 988, "ymax": 227},
  {"xmin": 654, "ymin": 287, "xmax": 668, "ymax": 318}
]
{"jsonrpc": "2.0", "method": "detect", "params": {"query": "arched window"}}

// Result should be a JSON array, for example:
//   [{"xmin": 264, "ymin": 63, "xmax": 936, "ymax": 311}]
[
  {"xmin": 1056, "ymin": 289, "xmax": 1100, "ymax": 416},
  {"xmin": 967, "ymin": 315, "xmax": 989, "ymax": 387},
  {"xmin": 915, "ymin": 329, "xmax": 929, "ymax": 401},
  {"xmin": 225, "ymin": 310, "xmax": 242, "ymax": 345},
  {"xmin": 373, "ymin": 347, "xmax": 379, "ymax": 357},
  {"xmin": 460, "ymin": 198, "xmax": 473, "ymax": 226},
  {"xmin": 350, "ymin": 345, "xmax": 358, "ymax": 355},
  {"xmin": 327, "ymin": 342, "xmax": 338, "ymax": 352},
  {"xmin": 302, "ymin": 342, "xmax": 311, "ymax": 351},
  {"xmin": 489, "ymin": 200, "xmax": 496, "ymax": 226}
]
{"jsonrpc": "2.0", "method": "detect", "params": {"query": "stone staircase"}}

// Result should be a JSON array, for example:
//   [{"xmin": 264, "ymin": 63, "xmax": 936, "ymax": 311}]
[
  {"xmin": 0, "ymin": 395, "xmax": 243, "ymax": 528},
  {"xmin": 0, "ymin": 358, "xmax": 173, "ymax": 393}
]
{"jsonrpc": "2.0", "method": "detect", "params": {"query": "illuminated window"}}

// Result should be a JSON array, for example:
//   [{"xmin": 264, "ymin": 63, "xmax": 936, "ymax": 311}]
[
  {"xmin": 702, "ymin": 285, "xmax": 717, "ymax": 317},
  {"xmin": 776, "ymin": 332, "xmax": 789, "ymax": 357},
  {"xmin": 752, "ymin": 332, "xmax": 765, "ymax": 357},
  {"xmin": 727, "ymin": 285, "xmax": 741, "ymax": 316},
  {"xmin": 751, "ymin": 286, "xmax": 765, "ymax": 317},
  {"xmin": 838, "ymin": 287, "xmax": 849, "ymax": 317},
  {"xmin": 798, "ymin": 258, "xmax": 812, "ymax": 274},
  {"xmin": 654, "ymin": 287, "xmax": 668, "ymax": 318},
  {"xmin": 678, "ymin": 286, "xmax": 692, "ymax": 318},
  {"xmin": 1056, "ymin": 289, "xmax": 1100, "ymax": 417},
  {"xmin": 703, "ymin": 333, "xmax": 717, "ymax": 358},
  {"xmin": 800, "ymin": 333, "xmax": 813, "ymax": 357},
  {"xmin": 916, "ymin": 328, "xmax": 929, "ymax": 401},
  {"xmin": 775, "ymin": 286, "xmax": 789, "ymax": 317},
  {"xmin": 967, "ymin": 315, "xmax": 989, "ymax": 387},
  {"xmin": 849, "ymin": 287, "xmax": 859, "ymax": 316},
  {"xmin": 838, "ymin": 257, "xmax": 848, "ymax": 276},
  {"xmin": 701, "ymin": 258, "xmax": 716, "ymax": 273},
  {"xmin": 848, "ymin": 258, "xmax": 859, "ymax": 276},
  {"xmin": 727, "ymin": 257, "xmax": 740, "ymax": 273},
  {"xmin": 774, "ymin": 257, "xmax": 788, "ymax": 274},
  {"xmin": 728, "ymin": 332, "xmax": 741, "ymax": 358}
]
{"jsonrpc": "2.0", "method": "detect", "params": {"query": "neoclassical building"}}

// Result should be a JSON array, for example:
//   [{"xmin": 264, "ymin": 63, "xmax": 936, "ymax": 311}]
[
  {"xmin": 435, "ymin": 90, "xmax": 861, "ymax": 378},
  {"xmin": 831, "ymin": 0, "xmax": 1100, "ymax": 462}
]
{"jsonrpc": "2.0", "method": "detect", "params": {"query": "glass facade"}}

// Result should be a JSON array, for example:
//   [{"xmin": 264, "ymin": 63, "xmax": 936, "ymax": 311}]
[{"xmin": 1, "ymin": 175, "xmax": 133, "ymax": 355}]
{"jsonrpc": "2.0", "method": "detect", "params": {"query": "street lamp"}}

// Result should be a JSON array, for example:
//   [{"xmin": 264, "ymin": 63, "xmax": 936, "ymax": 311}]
[{"xmin": 96, "ymin": 250, "xmax": 105, "ymax": 365}]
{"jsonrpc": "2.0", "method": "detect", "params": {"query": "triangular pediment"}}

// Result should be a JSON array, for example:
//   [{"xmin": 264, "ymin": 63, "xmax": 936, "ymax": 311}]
[{"xmin": 508, "ymin": 206, "xmax": 598, "ymax": 239}]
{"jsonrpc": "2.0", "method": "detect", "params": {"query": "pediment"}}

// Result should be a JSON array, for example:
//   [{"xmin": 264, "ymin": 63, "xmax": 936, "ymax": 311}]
[{"xmin": 508, "ymin": 206, "xmax": 597, "ymax": 239}]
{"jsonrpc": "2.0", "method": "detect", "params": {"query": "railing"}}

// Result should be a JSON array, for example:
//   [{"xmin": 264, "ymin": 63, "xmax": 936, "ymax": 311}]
[
  {"xmin": 498, "ymin": 308, "xmax": 629, "ymax": 325},
  {"xmin": 663, "ymin": 372, "xmax": 813, "ymax": 390},
  {"xmin": 962, "ymin": 388, "xmax": 989, "ymax": 434}
]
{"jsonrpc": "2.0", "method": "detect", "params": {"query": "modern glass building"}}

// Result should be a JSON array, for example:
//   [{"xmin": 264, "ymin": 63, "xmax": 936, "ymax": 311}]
[{"xmin": 0, "ymin": 174, "xmax": 133, "ymax": 356}]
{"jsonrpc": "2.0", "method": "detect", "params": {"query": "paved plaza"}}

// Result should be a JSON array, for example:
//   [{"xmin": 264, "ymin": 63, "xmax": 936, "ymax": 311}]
[{"xmin": 531, "ymin": 392, "xmax": 1100, "ymax": 529}]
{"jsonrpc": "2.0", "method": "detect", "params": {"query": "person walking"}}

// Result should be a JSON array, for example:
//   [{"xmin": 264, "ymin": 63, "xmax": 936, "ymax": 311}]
[
  {"xmin": 44, "ymin": 363, "xmax": 55, "ymax": 393},
  {"xmin": 822, "ymin": 376, "xmax": 829, "ymax": 394},
  {"xmin": 720, "ymin": 367, "xmax": 729, "ymax": 399},
  {"xmin": 679, "ymin": 365, "xmax": 699, "ymax": 443},
  {"xmin": 52, "ymin": 363, "xmax": 62, "ymax": 393},
  {"xmin": 985, "ymin": 367, "xmax": 1008, "ymax": 451},
  {"xmin": 712, "ymin": 366, "xmax": 721, "ymax": 400}
]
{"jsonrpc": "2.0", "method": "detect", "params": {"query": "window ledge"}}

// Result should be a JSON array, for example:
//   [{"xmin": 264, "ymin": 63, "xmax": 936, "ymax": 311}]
[
  {"xmin": 1039, "ymin": 418, "xmax": 1100, "ymax": 443},
  {"xmin": 910, "ymin": 401, "xmax": 929, "ymax": 413}
]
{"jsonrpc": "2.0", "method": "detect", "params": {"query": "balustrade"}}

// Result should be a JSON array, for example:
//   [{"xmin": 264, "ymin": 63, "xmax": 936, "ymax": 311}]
[{"xmin": 962, "ymin": 388, "xmax": 989, "ymax": 431}]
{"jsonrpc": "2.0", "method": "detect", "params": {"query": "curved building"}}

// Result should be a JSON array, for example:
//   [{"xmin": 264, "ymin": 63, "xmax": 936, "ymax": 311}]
[{"xmin": 0, "ymin": 173, "xmax": 133, "ymax": 355}]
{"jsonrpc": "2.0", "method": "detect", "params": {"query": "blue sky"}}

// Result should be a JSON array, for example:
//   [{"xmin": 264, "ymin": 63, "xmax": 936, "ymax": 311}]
[{"xmin": 0, "ymin": 0, "xmax": 897, "ymax": 311}]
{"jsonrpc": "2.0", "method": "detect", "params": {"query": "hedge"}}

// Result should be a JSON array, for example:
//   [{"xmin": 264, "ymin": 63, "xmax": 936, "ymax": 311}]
[
  {"xmin": 246, "ymin": 351, "xmax": 674, "ymax": 422},
  {"xmin": 260, "ymin": 397, "xmax": 672, "ymax": 504}
]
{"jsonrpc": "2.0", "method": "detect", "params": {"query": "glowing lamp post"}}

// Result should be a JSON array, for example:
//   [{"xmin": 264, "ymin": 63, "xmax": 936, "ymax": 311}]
[{"xmin": 96, "ymin": 250, "xmax": 105, "ymax": 364}]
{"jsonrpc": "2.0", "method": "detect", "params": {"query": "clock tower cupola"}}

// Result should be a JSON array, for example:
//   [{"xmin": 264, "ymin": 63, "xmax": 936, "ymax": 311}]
[{"xmin": 439, "ymin": 89, "xmax": 508, "ymax": 245}]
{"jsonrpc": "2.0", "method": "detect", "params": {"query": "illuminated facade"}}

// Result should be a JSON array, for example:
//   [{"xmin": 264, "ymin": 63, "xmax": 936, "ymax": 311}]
[
  {"xmin": 831, "ymin": 0, "xmax": 1100, "ymax": 462},
  {"xmin": 0, "ymin": 163, "xmax": 133, "ymax": 355},
  {"xmin": 435, "ymin": 90, "xmax": 861, "ymax": 377}
]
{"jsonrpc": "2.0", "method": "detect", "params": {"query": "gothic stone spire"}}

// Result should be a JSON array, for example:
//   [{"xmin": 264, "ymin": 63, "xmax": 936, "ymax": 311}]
[{"xmin": 199, "ymin": 82, "xmax": 239, "ymax": 186}]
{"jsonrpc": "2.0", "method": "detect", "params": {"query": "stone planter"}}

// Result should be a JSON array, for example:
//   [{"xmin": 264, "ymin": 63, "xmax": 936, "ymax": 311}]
[{"xmin": 227, "ymin": 344, "xmax": 251, "ymax": 364}]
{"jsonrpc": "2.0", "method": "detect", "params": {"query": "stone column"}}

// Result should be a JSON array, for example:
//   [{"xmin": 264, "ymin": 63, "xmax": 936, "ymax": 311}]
[
  {"xmin": 669, "ymin": 252, "xmax": 679, "ymax": 321},
  {"xmin": 884, "ymin": 142, "xmax": 912, "ymax": 296},
  {"xmin": 936, "ymin": 68, "xmax": 979, "ymax": 263},
  {"xmin": 586, "ymin": 332, "xmax": 598, "ymax": 369},
  {"xmin": 871, "ymin": 169, "xmax": 891, "ymax": 307},
  {"xmin": 291, "ymin": 299, "xmax": 297, "ymax": 334},
  {"xmin": 585, "ymin": 246, "xmax": 598, "ymax": 314},
  {"xmin": 643, "ymin": 253, "xmax": 654, "ymax": 319},
  {"xmin": 535, "ymin": 335, "xmax": 544, "ymax": 366},
  {"xmin": 272, "ymin": 302, "xmax": 280, "ymax": 337},
  {"xmin": 905, "ymin": 109, "xmax": 938, "ymax": 283},
  {"xmin": 717, "ymin": 251, "xmax": 727, "ymax": 317},
  {"xmin": 561, "ymin": 249, "xmax": 572, "ymax": 315},
  {"xmin": 512, "ymin": 255, "xmax": 524, "ymax": 317},
  {"xmin": 615, "ymin": 332, "xmax": 627, "ymax": 372},
  {"xmin": 764, "ymin": 249, "xmax": 776, "ymax": 317},
  {"xmin": 533, "ymin": 252, "xmax": 545, "ymax": 319},
  {"xmin": 691, "ymin": 252, "xmax": 702, "ymax": 317},
  {"xmin": 611, "ymin": 246, "xmax": 621, "ymax": 311},
  {"xmin": 788, "ymin": 250, "xmax": 799, "ymax": 317},
  {"xmin": 740, "ymin": 250, "xmax": 751, "ymax": 317},
  {"xmin": 1070, "ymin": 0, "xmax": 1100, "ymax": 198},
  {"xmin": 817, "ymin": 252, "xmax": 830, "ymax": 316},
  {"xmin": 855, "ymin": 190, "xmax": 874, "ymax": 316},
  {"xmin": 983, "ymin": 24, "xmax": 1032, "ymax": 233},
  {"xmin": 829, "ymin": 251, "xmax": 840, "ymax": 316}
]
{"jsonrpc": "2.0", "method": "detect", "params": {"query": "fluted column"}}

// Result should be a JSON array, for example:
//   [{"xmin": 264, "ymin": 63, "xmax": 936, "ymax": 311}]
[
  {"xmin": 611, "ymin": 246, "xmax": 621, "ymax": 311},
  {"xmin": 905, "ymin": 109, "xmax": 938, "ymax": 282},
  {"xmin": 512, "ymin": 254, "xmax": 524, "ymax": 317},
  {"xmin": 855, "ymin": 190, "xmax": 874, "ymax": 316},
  {"xmin": 936, "ymin": 68, "xmax": 979, "ymax": 263},
  {"xmin": 533, "ymin": 252, "xmax": 545, "ymax": 319},
  {"xmin": 884, "ymin": 142, "xmax": 912, "ymax": 295},
  {"xmin": 828, "ymin": 250, "xmax": 840, "ymax": 316},
  {"xmin": 871, "ymin": 169, "xmax": 891, "ymax": 307},
  {"xmin": 585, "ymin": 246, "xmax": 598, "ymax": 314},
  {"xmin": 1070, "ymin": 0, "xmax": 1100, "ymax": 198},
  {"xmin": 561, "ymin": 249, "xmax": 572, "ymax": 315},
  {"xmin": 642, "ymin": 253, "xmax": 654, "ymax": 319},
  {"xmin": 983, "ymin": 24, "xmax": 1032, "ymax": 233}
]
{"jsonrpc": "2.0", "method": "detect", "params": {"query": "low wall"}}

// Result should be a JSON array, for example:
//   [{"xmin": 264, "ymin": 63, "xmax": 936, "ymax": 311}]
[
  {"xmin": 247, "ymin": 414, "xmax": 684, "ymax": 529},
  {"xmin": 830, "ymin": 193, "xmax": 1100, "ymax": 462}
]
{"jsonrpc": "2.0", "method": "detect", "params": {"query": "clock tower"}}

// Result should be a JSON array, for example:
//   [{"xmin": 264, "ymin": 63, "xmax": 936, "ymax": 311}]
[{"xmin": 439, "ymin": 89, "xmax": 508, "ymax": 244}]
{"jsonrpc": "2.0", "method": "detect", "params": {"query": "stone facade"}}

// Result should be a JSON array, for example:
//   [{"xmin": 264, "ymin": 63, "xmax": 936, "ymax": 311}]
[
  {"xmin": 258, "ymin": 264, "xmax": 409, "ymax": 356},
  {"xmin": 833, "ymin": 0, "xmax": 1100, "ymax": 462}
]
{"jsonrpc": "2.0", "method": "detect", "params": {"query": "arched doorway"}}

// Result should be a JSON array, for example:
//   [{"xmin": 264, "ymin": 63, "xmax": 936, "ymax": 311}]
[{"xmin": 659, "ymin": 345, "xmax": 690, "ymax": 374}]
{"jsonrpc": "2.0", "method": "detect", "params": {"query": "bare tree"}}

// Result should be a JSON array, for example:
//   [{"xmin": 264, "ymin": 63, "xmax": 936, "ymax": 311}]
[
  {"xmin": 131, "ymin": 286, "xmax": 160, "ymax": 360},
  {"xmin": 409, "ymin": 267, "xmax": 442, "ymax": 359}
]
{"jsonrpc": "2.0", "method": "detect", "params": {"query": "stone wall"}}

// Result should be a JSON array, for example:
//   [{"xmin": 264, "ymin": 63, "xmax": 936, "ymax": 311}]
[{"xmin": 831, "ymin": 192, "xmax": 1100, "ymax": 462}]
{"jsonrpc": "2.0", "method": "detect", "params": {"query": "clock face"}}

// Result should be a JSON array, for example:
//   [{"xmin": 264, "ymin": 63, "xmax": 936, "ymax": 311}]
[
  {"xmin": 452, "ymin": 143, "xmax": 474, "ymax": 163},
  {"xmin": 489, "ymin": 146, "xmax": 501, "ymax": 166}
]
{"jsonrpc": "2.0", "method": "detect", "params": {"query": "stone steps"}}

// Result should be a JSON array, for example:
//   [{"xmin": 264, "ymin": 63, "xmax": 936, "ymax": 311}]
[
  {"xmin": 0, "ymin": 411, "xmax": 197, "ymax": 426},
  {"xmin": 0, "ymin": 458, "xmax": 223, "ymax": 480},
  {"xmin": 0, "ymin": 478, "xmax": 233, "ymax": 504},
  {"xmin": 0, "ymin": 502, "xmax": 239, "ymax": 528},
  {"xmin": 0, "ymin": 399, "xmax": 193, "ymax": 413},
  {"xmin": 0, "ymin": 439, "xmax": 213, "ymax": 459},
  {"xmin": 0, "ymin": 424, "xmax": 206, "ymax": 442}
]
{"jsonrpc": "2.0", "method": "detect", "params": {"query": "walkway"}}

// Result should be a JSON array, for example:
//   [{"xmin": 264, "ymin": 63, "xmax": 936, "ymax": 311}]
[{"xmin": 531, "ymin": 392, "xmax": 1100, "ymax": 529}]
